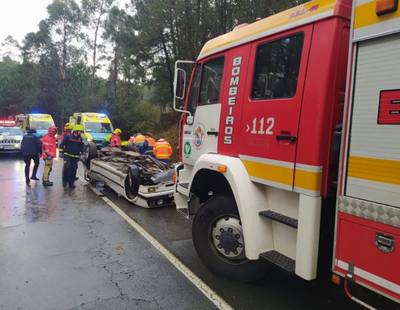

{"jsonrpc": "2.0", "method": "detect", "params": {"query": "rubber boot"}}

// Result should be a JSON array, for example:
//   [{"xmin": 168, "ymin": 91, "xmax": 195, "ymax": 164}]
[{"xmin": 42, "ymin": 181, "xmax": 53, "ymax": 186}]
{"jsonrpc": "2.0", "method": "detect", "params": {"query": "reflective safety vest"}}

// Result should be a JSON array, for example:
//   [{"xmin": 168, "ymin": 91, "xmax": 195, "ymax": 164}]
[
  {"xmin": 146, "ymin": 137, "xmax": 156, "ymax": 147},
  {"xmin": 153, "ymin": 139, "xmax": 172, "ymax": 159},
  {"xmin": 134, "ymin": 134, "xmax": 146, "ymax": 146},
  {"xmin": 110, "ymin": 133, "xmax": 121, "ymax": 147},
  {"xmin": 42, "ymin": 134, "xmax": 57, "ymax": 158}
]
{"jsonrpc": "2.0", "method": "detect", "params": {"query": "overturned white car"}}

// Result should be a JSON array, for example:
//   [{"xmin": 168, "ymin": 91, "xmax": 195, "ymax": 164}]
[{"xmin": 82, "ymin": 143, "xmax": 175, "ymax": 208}]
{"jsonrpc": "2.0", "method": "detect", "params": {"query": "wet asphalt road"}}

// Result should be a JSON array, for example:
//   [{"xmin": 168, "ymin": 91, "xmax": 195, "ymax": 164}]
[{"xmin": 0, "ymin": 153, "xmax": 398, "ymax": 310}]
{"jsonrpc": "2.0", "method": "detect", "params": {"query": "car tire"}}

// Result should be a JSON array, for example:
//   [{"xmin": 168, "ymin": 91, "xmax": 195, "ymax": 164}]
[
  {"xmin": 126, "ymin": 164, "xmax": 140, "ymax": 199},
  {"xmin": 83, "ymin": 142, "xmax": 98, "ymax": 169},
  {"xmin": 192, "ymin": 195, "xmax": 269, "ymax": 282}
]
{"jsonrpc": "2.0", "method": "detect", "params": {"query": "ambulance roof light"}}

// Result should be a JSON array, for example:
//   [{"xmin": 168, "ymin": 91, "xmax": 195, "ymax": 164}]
[{"xmin": 376, "ymin": 0, "xmax": 398, "ymax": 16}]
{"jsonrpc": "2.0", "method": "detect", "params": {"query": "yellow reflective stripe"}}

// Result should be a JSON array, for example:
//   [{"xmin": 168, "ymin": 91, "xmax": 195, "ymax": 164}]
[
  {"xmin": 294, "ymin": 169, "xmax": 322, "ymax": 191},
  {"xmin": 64, "ymin": 152, "xmax": 80, "ymax": 158},
  {"xmin": 241, "ymin": 159, "xmax": 294, "ymax": 187},
  {"xmin": 354, "ymin": 1, "xmax": 400, "ymax": 29},
  {"xmin": 348, "ymin": 156, "xmax": 400, "ymax": 185},
  {"xmin": 156, "ymin": 154, "xmax": 170, "ymax": 159}
]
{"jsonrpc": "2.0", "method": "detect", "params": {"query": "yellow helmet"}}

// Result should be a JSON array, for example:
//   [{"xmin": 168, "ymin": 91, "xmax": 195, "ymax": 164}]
[
  {"xmin": 64, "ymin": 123, "xmax": 73, "ymax": 130},
  {"xmin": 73, "ymin": 124, "xmax": 84, "ymax": 132},
  {"xmin": 114, "ymin": 128, "xmax": 122, "ymax": 135}
]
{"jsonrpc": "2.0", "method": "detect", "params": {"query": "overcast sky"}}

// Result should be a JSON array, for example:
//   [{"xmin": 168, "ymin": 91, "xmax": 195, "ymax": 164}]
[{"xmin": 0, "ymin": 0, "xmax": 130, "ymax": 45}]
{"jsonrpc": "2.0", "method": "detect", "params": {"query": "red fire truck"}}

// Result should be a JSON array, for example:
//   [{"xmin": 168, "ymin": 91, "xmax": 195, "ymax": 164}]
[{"xmin": 173, "ymin": 0, "xmax": 399, "ymax": 307}]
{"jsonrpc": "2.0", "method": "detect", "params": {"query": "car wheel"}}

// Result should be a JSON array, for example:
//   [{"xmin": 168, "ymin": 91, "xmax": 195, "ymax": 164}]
[
  {"xmin": 192, "ymin": 195, "xmax": 268, "ymax": 282},
  {"xmin": 126, "ymin": 164, "xmax": 140, "ymax": 199},
  {"xmin": 83, "ymin": 142, "xmax": 98, "ymax": 169}
]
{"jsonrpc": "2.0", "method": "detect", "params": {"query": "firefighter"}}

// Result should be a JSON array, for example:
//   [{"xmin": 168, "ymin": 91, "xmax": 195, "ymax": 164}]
[
  {"xmin": 59, "ymin": 124, "xmax": 84, "ymax": 188},
  {"xmin": 59, "ymin": 123, "xmax": 73, "ymax": 144},
  {"xmin": 153, "ymin": 138, "xmax": 172, "ymax": 164},
  {"xmin": 110, "ymin": 128, "xmax": 122, "ymax": 147},
  {"xmin": 21, "ymin": 126, "xmax": 42, "ymax": 185},
  {"xmin": 133, "ymin": 133, "xmax": 148, "ymax": 154},
  {"xmin": 41, "ymin": 126, "xmax": 58, "ymax": 186}
]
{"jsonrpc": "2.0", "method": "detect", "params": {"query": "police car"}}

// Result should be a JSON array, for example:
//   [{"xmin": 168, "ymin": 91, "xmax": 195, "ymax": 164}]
[{"xmin": 0, "ymin": 120, "xmax": 24, "ymax": 153}]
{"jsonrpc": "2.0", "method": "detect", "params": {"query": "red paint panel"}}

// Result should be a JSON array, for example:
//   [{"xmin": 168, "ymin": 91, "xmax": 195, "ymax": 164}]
[
  {"xmin": 335, "ymin": 212, "xmax": 400, "ymax": 300},
  {"xmin": 296, "ymin": 18, "xmax": 350, "ymax": 197},
  {"xmin": 218, "ymin": 45, "xmax": 252, "ymax": 156},
  {"xmin": 378, "ymin": 89, "xmax": 400, "ymax": 124},
  {"xmin": 238, "ymin": 25, "xmax": 313, "ymax": 164}
]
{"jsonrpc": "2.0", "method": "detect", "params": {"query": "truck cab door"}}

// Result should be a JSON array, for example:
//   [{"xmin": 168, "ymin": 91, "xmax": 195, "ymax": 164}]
[
  {"xmin": 239, "ymin": 27, "xmax": 312, "ymax": 191},
  {"xmin": 181, "ymin": 56, "xmax": 225, "ymax": 165}
]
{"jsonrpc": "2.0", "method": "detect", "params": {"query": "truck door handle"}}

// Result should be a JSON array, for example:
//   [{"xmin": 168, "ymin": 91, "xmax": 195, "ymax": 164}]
[
  {"xmin": 276, "ymin": 135, "xmax": 297, "ymax": 142},
  {"xmin": 207, "ymin": 131, "xmax": 219, "ymax": 136}
]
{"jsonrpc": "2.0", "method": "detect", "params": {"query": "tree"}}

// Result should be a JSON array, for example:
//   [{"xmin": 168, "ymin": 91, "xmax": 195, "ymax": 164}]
[{"xmin": 82, "ymin": 0, "xmax": 115, "ymax": 89}]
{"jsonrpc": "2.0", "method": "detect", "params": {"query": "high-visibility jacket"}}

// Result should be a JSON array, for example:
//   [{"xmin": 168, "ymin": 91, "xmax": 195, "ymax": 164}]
[
  {"xmin": 153, "ymin": 139, "xmax": 172, "ymax": 159},
  {"xmin": 146, "ymin": 137, "xmax": 156, "ymax": 147},
  {"xmin": 134, "ymin": 134, "xmax": 146, "ymax": 146},
  {"xmin": 110, "ymin": 133, "xmax": 121, "ymax": 147},
  {"xmin": 101, "ymin": 134, "xmax": 112, "ymax": 147},
  {"xmin": 60, "ymin": 130, "xmax": 71, "ymax": 143},
  {"xmin": 42, "ymin": 134, "xmax": 57, "ymax": 158}
]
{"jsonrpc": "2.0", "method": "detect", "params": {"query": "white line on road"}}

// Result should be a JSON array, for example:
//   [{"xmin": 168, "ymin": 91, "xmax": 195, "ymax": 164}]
[
  {"xmin": 56, "ymin": 157, "xmax": 233, "ymax": 309},
  {"xmin": 90, "ymin": 186, "xmax": 233, "ymax": 309}
]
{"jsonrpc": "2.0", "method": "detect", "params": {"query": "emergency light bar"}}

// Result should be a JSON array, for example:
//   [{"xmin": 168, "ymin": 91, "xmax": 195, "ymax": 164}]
[{"xmin": 0, "ymin": 120, "xmax": 16, "ymax": 126}]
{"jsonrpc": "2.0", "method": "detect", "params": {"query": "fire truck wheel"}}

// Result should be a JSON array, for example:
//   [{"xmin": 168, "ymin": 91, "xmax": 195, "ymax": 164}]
[
  {"xmin": 192, "ymin": 195, "xmax": 268, "ymax": 283},
  {"xmin": 126, "ymin": 165, "xmax": 140, "ymax": 198},
  {"xmin": 83, "ymin": 142, "xmax": 98, "ymax": 169}
]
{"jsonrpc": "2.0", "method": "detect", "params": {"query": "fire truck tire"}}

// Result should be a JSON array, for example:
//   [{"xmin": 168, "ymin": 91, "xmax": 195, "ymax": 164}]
[
  {"xmin": 127, "ymin": 165, "xmax": 140, "ymax": 197},
  {"xmin": 192, "ymin": 195, "xmax": 268, "ymax": 283},
  {"xmin": 83, "ymin": 142, "xmax": 98, "ymax": 169}
]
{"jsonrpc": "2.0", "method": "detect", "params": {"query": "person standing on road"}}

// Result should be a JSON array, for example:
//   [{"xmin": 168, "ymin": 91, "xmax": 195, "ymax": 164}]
[
  {"xmin": 153, "ymin": 138, "xmax": 172, "ymax": 164},
  {"xmin": 21, "ymin": 126, "xmax": 42, "ymax": 184},
  {"xmin": 59, "ymin": 124, "xmax": 84, "ymax": 188},
  {"xmin": 59, "ymin": 123, "xmax": 73, "ymax": 146},
  {"xmin": 41, "ymin": 126, "xmax": 58, "ymax": 186}
]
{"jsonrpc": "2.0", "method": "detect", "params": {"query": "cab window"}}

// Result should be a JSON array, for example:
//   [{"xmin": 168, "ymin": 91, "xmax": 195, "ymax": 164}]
[
  {"xmin": 199, "ymin": 57, "xmax": 225, "ymax": 106},
  {"xmin": 252, "ymin": 34, "xmax": 304, "ymax": 100},
  {"xmin": 187, "ymin": 65, "xmax": 201, "ymax": 115}
]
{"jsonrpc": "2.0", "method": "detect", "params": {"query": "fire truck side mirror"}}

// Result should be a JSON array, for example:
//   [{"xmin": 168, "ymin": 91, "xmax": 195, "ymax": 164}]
[{"xmin": 175, "ymin": 69, "xmax": 186, "ymax": 99}]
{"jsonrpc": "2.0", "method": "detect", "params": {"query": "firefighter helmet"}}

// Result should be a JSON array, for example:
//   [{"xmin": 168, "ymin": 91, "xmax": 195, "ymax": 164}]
[
  {"xmin": 64, "ymin": 123, "xmax": 73, "ymax": 130},
  {"xmin": 48, "ymin": 126, "xmax": 58, "ymax": 136},
  {"xmin": 114, "ymin": 128, "xmax": 122, "ymax": 135},
  {"xmin": 73, "ymin": 124, "xmax": 84, "ymax": 132}
]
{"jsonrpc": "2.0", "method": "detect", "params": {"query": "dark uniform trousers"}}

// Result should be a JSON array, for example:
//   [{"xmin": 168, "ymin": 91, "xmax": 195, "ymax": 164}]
[
  {"xmin": 62, "ymin": 155, "xmax": 79, "ymax": 185},
  {"xmin": 24, "ymin": 154, "xmax": 39, "ymax": 181}
]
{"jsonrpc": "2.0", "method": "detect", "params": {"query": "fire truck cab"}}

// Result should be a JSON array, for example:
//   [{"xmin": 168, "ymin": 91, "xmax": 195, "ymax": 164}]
[{"xmin": 173, "ymin": 0, "xmax": 399, "ymax": 305}]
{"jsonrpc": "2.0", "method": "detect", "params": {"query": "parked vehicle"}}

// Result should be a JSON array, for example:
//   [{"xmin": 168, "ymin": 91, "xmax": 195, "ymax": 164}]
[
  {"xmin": 0, "ymin": 120, "xmax": 23, "ymax": 154},
  {"xmin": 21, "ymin": 114, "xmax": 57, "ymax": 139},
  {"xmin": 69, "ymin": 113, "xmax": 114, "ymax": 148},
  {"xmin": 173, "ymin": 0, "xmax": 400, "ymax": 307}
]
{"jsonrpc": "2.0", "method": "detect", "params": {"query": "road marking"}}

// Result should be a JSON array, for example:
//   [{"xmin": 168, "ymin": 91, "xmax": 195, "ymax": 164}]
[
  {"xmin": 89, "ymin": 185, "xmax": 233, "ymax": 310},
  {"xmin": 55, "ymin": 156, "xmax": 232, "ymax": 309}
]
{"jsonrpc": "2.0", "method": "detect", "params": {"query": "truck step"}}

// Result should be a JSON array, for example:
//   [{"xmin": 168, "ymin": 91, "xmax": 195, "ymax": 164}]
[
  {"xmin": 178, "ymin": 182, "xmax": 189, "ymax": 189},
  {"xmin": 177, "ymin": 207, "xmax": 189, "ymax": 219},
  {"xmin": 260, "ymin": 250, "xmax": 295, "ymax": 273},
  {"xmin": 259, "ymin": 210, "xmax": 298, "ymax": 229}
]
